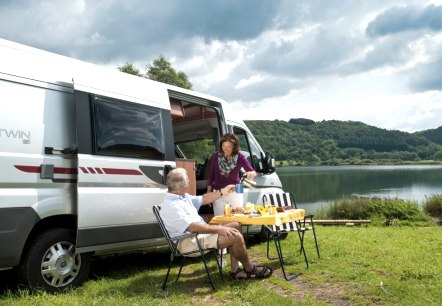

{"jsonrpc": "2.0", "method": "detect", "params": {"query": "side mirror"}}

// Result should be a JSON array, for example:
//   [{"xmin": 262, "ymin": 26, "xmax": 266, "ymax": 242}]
[{"xmin": 264, "ymin": 152, "xmax": 276, "ymax": 174}]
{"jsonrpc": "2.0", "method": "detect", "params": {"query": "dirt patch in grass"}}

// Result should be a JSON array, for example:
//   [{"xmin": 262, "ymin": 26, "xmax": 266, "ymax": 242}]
[
  {"xmin": 268, "ymin": 269, "xmax": 348, "ymax": 305},
  {"xmin": 245, "ymin": 244, "xmax": 348, "ymax": 305}
]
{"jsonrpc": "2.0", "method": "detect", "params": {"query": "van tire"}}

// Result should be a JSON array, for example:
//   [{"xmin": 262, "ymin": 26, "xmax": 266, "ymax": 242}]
[{"xmin": 17, "ymin": 228, "xmax": 91, "ymax": 293}]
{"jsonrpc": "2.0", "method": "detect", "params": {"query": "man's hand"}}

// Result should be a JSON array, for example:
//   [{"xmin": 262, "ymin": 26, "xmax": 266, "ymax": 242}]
[
  {"xmin": 217, "ymin": 225, "xmax": 241, "ymax": 238},
  {"xmin": 221, "ymin": 184, "xmax": 235, "ymax": 195},
  {"xmin": 202, "ymin": 184, "xmax": 235, "ymax": 205}
]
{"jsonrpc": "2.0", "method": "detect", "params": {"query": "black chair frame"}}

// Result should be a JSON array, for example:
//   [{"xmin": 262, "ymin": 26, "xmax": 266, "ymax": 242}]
[
  {"xmin": 153, "ymin": 205, "xmax": 223, "ymax": 290},
  {"xmin": 262, "ymin": 193, "xmax": 320, "ymax": 280}
]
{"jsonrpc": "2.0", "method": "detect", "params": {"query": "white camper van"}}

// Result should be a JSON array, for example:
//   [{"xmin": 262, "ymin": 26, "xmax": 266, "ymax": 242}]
[{"xmin": 0, "ymin": 39, "xmax": 283, "ymax": 292}]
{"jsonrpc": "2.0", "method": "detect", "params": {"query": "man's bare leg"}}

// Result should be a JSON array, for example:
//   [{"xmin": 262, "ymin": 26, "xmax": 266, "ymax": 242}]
[
  {"xmin": 217, "ymin": 222, "xmax": 273, "ymax": 279},
  {"xmin": 217, "ymin": 222, "xmax": 254, "ymax": 273}
]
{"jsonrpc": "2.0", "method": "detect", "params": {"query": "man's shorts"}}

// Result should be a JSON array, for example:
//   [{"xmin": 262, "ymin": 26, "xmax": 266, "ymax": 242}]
[{"xmin": 177, "ymin": 233, "xmax": 219, "ymax": 256}]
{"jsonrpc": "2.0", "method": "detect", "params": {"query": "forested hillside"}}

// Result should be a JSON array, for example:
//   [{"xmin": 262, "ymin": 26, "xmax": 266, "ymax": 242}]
[
  {"xmin": 245, "ymin": 119, "xmax": 442, "ymax": 166},
  {"xmin": 415, "ymin": 126, "xmax": 442, "ymax": 145}
]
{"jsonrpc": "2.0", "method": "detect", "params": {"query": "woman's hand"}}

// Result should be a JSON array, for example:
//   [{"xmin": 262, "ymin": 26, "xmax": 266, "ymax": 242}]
[{"xmin": 245, "ymin": 171, "xmax": 257, "ymax": 180}]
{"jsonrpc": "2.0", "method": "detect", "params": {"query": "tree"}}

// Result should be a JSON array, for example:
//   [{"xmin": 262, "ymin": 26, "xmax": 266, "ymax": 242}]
[
  {"xmin": 146, "ymin": 55, "xmax": 192, "ymax": 89},
  {"xmin": 289, "ymin": 118, "xmax": 315, "ymax": 126},
  {"xmin": 118, "ymin": 56, "xmax": 192, "ymax": 90},
  {"xmin": 117, "ymin": 62, "xmax": 142, "ymax": 77},
  {"xmin": 434, "ymin": 151, "xmax": 442, "ymax": 160}
]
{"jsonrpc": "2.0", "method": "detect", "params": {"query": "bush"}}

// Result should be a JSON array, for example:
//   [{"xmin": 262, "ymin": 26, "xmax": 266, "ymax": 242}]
[
  {"xmin": 327, "ymin": 196, "xmax": 370, "ymax": 220},
  {"xmin": 322, "ymin": 196, "xmax": 431, "ymax": 225},
  {"xmin": 423, "ymin": 195, "xmax": 442, "ymax": 218}
]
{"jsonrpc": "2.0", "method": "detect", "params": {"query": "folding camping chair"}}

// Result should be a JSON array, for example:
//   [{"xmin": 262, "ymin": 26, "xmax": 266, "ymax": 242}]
[
  {"xmin": 262, "ymin": 193, "xmax": 320, "ymax": 271},
  {"xmin": 153, "ymin": 205, "xmax": 223, "ymax": 290}
]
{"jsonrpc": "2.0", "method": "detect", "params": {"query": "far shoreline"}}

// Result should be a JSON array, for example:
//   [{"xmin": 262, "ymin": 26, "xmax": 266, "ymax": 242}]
[{"xmin": 276, "ymin": 160, "xmax": 442, "ymax": 167}]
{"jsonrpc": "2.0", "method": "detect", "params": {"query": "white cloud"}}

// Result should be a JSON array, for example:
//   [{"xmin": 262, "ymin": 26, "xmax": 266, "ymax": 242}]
[
  {"xmin": 235, "ymin": 75, "xmax": 264, "ymax": 89},
  {"xmin": 1, "ymin": 0, "xmax": 441, "ymax": 131}
]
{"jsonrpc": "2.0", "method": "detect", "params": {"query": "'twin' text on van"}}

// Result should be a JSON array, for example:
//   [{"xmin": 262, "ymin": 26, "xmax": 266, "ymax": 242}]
[{"xmin": 0, "ymin": 38, "xmax": 282, "ymax": 292}]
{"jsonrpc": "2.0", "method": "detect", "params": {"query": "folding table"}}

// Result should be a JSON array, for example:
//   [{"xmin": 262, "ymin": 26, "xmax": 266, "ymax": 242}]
[{"xmin": 210, "ymin": 209, "xmax": 306, "ymax": 280}]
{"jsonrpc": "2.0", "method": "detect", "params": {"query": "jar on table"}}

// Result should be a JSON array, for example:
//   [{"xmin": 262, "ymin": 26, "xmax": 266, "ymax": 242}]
[{"xmin": 224, "ymin": 204, "xmax": 232, "ymax": 216}]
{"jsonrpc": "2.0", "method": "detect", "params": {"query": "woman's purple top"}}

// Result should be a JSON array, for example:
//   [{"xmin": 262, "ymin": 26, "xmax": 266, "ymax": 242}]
[{"xmin": 207, "ymin": 152, "xmax": 254, "ymax": 190}]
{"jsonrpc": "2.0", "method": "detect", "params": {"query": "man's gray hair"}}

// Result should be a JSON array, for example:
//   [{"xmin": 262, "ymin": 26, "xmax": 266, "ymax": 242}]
[{"xmin": 166, "ymin": 168, "xmax": 189, "ymax": 192}]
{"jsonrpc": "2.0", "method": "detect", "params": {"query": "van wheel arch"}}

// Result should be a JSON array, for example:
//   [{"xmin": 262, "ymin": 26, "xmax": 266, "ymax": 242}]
[{"xmin": 17, "ymin": 228, "xmax": 91, "ymax": 293}]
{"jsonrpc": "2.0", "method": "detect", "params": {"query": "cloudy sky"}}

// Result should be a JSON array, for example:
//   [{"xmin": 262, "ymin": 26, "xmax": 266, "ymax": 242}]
[{"xmin": 1, "ymin": 0, "xmax": 442, "ymax": 132}]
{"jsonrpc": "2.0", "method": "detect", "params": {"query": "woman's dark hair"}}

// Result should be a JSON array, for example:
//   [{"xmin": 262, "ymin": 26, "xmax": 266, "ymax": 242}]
[{"xmin": 219, "ymin": 133, "xmax": 240, "ymax": 155}]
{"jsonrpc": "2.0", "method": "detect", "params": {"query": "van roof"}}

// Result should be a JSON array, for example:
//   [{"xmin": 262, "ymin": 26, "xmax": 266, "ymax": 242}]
[
  {"xmin": 0, "ymin": 39, "xmax": 224, "ymax": 110},
  {"xmin": 0, "ymin": 39, "xmax": 172, "ymax": 108},
  {"xmin": 0, "ymin": 38, "xmax": 250, "ymax": 129}
]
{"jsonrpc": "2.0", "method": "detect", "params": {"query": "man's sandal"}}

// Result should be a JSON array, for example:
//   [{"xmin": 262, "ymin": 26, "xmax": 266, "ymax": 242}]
[
  {"xmin": 229, "ymin": 268, "xmax": 247, "ymax": 280},
  {"xmin": 244, "ymin": 265, "xmax": 273, "ymax": 279}
]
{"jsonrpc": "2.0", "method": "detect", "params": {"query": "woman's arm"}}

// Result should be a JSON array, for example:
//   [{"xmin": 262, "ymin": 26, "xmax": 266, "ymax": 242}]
[{"xmin": 238, "ymin": 153, "xmax": 257, "ymax": 179}]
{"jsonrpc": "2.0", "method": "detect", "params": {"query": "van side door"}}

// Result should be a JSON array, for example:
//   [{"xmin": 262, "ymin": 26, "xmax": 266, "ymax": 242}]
[{"xmin": 74, "ymin": 91, "xmax": 175, "ymax": 252}]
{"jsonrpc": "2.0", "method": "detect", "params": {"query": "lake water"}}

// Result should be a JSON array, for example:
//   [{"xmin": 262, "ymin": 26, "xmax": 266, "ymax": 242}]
[{"xmin": 276, "ymin": 165, "xmax": 442, "ymax": 211}]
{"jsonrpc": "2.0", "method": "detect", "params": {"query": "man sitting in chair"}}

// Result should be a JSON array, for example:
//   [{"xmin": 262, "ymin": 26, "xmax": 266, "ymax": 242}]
[{"xmin": 159, "ymin": 168, "xmax": 273, "ymax": 280}]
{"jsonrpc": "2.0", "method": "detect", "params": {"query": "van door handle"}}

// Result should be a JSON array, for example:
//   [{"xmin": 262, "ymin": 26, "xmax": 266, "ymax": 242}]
[{"xmin": 45, "ymin": 147, "xmax": 78, "ymax": 155}]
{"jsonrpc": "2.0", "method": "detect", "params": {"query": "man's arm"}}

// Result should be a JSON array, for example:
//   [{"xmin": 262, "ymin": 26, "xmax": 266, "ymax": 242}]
[{"xmin": 201, "ymin": 184, "xmax": 235, "ymax": 205}]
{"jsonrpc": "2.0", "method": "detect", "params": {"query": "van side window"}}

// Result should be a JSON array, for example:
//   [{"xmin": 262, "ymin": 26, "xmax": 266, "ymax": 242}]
[{"xmin": 92, "ymin": 97, "xmax": 166, "ymax": 160}]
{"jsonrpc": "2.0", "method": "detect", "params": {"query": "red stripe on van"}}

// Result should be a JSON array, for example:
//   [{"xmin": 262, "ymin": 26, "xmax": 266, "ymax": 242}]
[
  {"xmin": 14, "ymin": 165, "xmax": 77, "ymax": 174},
  {"xmin": 102, "ymin": 168, "xmax": 143, "ymax": 175},
  {"xmin": 15, "ymin": 165, "xmax": 140, "ymax": 176},
  {"xmin": 95, "ymin": 168, "xmax": 104, "ymax": 174},
  {"xmin": 14, "ymin": 165, "xmax": 40, "ymax": 173},
  {"xmin": 54, "ymin": 167, "xmax": 78, "ymax": 174}
]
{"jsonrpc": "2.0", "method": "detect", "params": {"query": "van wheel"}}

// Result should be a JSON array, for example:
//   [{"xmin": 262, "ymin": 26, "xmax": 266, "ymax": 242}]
[{"xmin": 17, "ymin": 228, "xmax": 91, "ymax": 293}]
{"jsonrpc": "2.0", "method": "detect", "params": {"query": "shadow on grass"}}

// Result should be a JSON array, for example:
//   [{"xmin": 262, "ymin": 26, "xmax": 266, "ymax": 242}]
[
  {"xmin": 89, "ymin": 246, "xmax": 171, "ymax": 280},
  {"xmin": 84, "ymin": 238, "xmax": 277, "ymax": 298},
  {"xmin": 0, "ymin": 246, "xmax": 174, "ymax": 296},
  {"xmin": 83, "ymin": 247, "xmax": 248, "ymax": 299},
  {"xmin": 0, "ymin": 245, "xmax": 234, "ymax": 297},
  {"xmin": 0, "ymin": 235, "xmax": 294, "ymax": 297}
]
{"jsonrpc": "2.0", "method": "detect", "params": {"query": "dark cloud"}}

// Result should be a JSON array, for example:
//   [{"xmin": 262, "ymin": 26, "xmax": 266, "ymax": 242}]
[
  {"xmin": 250, "ymin": 26, "xmax": 358, "ymax": 78},
  {"xmin": 74, "ymin": 0, "xmax": 278, "ymax": 62},
  {"xmin": 169, "ymin": 0, "xmax": 278, "ymax": 41},
  {"xmin": 0, "ymin": 0, "xmax": 279, "ymax": 63},
  {"xmin": 342, "ymin": 34, "xmax": 415, "ymax": 74},
  {"xmin": 409, "ymin": 59, "xmax": 442, "ymax": 92},
  {"xmin": 366, "ymin": 4, "xmax": 442, "ymax": 37}
]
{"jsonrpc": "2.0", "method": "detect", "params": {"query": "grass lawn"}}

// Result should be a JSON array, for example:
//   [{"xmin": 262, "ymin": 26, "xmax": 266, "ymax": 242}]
[{"xmin": 1, "ymin": 225, "xmax": 441, "ymax": 305}]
